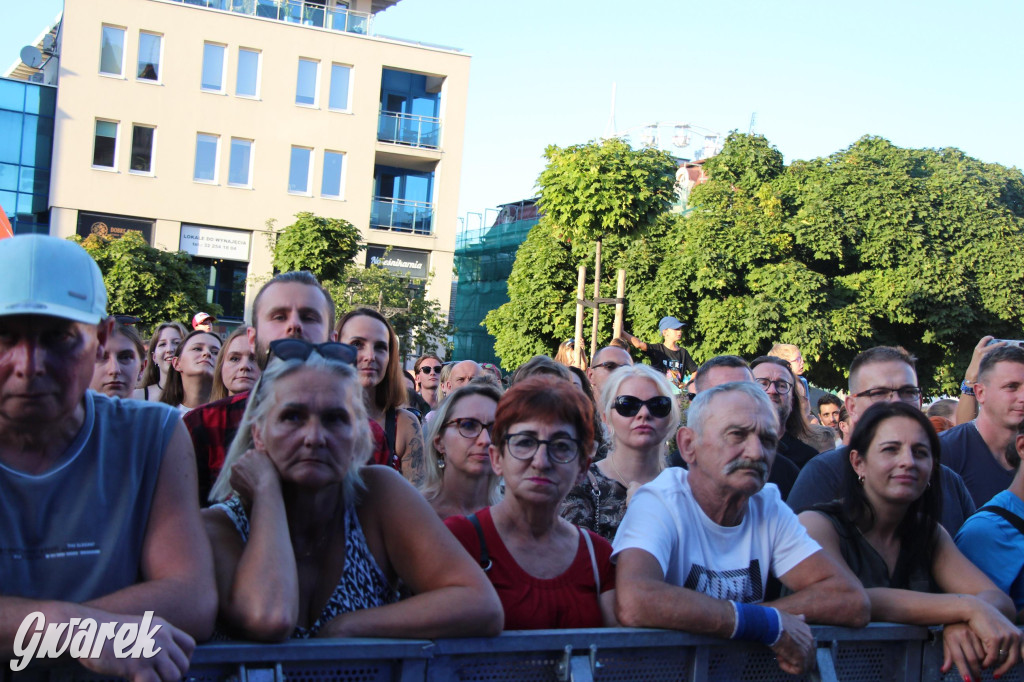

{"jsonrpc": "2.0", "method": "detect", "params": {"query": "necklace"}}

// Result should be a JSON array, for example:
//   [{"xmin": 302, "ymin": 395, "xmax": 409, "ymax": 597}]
[{"xmin": 603, "ymin": 455, "xmax": 631, "ymax": 489}]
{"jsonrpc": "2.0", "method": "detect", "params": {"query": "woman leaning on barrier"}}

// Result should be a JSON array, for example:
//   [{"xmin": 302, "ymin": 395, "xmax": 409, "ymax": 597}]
[
  {"xmin": 445, "ymin": 375, "xmax": 617, "ymax": 630},
  {"xmin": 203, "ymin": 339, "xmax": 503, "ymax": 641},
  {"xmin": 798, "ymin": 402, "xmax": 1022, "ymax": 681}
]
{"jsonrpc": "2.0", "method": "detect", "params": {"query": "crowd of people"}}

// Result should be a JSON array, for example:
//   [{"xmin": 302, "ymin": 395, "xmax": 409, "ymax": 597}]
[{"xmin": 3, "ymin": 234, "xmax": 1024, "ymax": 680}]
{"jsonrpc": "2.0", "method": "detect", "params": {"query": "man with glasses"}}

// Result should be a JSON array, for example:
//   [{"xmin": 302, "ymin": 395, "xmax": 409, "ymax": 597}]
[
  {"xmin": 587, "ymin": 346, "xmax": 633, "ymax": 398},
  {"xmin": 787, "ymin": 346, "xmax": 976, "ymax": 534},
  {"xmin": 614, "ymin": 382, "xmax": 869, "ymax": 677},
  {"xmin": 750, "ymin": 357, "xmax": 819, "ymax": 471},
  {"xmin": 942, "ymin": 346, "xmax": 1024, "ymax": 507},
  {"xmin": 414, "ymin": 353, "xmax": 443, "ymax": 410}
]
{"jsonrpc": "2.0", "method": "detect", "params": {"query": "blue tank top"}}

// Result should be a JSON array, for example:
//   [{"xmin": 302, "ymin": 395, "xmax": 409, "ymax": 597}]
[{"xmin": 0, "ymin": 392, "xmax": 179, "ymax": 602}]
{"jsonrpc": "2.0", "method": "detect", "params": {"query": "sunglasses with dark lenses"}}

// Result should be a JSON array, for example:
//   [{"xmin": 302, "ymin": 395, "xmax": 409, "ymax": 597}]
[
  {"xmin": 269, "ymin": 339, "xmax": 356, "ymax": 365},
  {"xmin": 612, "ymin": 395, "xmax": 673, "ymax": 418},
  {"xmin": 418, "ymin": 365, "xmax": 442, "ymax": 374}
]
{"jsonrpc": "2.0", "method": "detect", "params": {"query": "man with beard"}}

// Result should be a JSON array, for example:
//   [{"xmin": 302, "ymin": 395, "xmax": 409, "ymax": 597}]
[
  {"xmin": 613, "ymin": 382, "xmax": 869, "ymax": 677},
  {"xmin": 184, "ymin": 272, "xmax": 389, "ymax": 503}
]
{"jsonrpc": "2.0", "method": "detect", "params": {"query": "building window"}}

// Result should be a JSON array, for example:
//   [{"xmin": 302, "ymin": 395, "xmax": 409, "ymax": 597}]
[
  {"xmin": 321, "ymin": 150, "xmax": 344, "ymax": 198},
  {"xmin": 190, "ymin": 257, "xmax": 248, "ymax": 321},
  {"xmin": 201, "ymin": 43, "xmax": 226, "ymax": 92},
  {"xmin": 92, "ymin": 120, "xmax": 118, "ymax": 169},
  {"xmin": 137, "ymin": 32, "xmax": 161, "ymax": 81},
  {"xmin": 288, "ymin": 146, "xmax": 312, "ymax": 194},
  {"xmin": 236, "ymin": 48, "xmax": 260, "ymax": 98},
  {"xmin": 328, "ymin": 64, "xmax": 351, "ymax": 111},
  {"xmin": 99, "ymin": 26, "xmax": 125, "ymax": 76},
  {"xmin": 194, "ymin": 133, "xmax": 219, "ymax": 182},
  {"xmin": 295, "ymin": 59, "xmax": 319, "ymax": 106},
  {"xmin": 228, "ymin": 138, "xmax": 253, "ymax": 187},
  {"xmin": 129, "ymin": 125, "xmax": 155, "ymax": 174}
]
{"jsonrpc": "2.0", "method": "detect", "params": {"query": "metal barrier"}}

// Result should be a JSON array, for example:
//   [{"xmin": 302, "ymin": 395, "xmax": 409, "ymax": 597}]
[{"xmin": 17, "ymin": 624, "xmax": 1024, "ymax": 681}]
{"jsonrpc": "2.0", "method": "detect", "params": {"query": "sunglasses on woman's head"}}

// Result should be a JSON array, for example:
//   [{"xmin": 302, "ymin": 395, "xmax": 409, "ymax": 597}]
[
  {"xmin": 612, "ymin": 395, "xmax": 673, "ymax": 418},
  {"xmin": 268, "ymin": 339, "xmax": 356, "ymax": 365}
]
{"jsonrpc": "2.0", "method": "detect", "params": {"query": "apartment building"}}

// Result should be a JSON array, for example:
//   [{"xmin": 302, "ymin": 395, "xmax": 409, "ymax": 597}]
[{"xmin": 46, "ymin": 0, "xmax": 469, "ymax": 322}]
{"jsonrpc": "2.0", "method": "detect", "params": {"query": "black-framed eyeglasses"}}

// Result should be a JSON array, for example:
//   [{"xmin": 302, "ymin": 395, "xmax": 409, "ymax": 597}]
[
  {"xmin": 755, "ymin": 377, "xmax": 793, "ymax": 395},
  {"xmin": 612, "ymin": 395, "xmax": 673, "ymax": 418},
  {"xmin": 418, "ymin": 365, "xmax": 442, "ymax": 374},
  {"xmin": 268, "ymin": 339, "xmax": 356, "ymax": 365},
  {"xmin": 505, "ymin": 433, "xmax": 580, "ymax": 463},
  {"xmin": 854, "ymin": 386, "xmax": 922, "ymax": 403},
  {"xmin": 442, "ymin": 417, "xmax": 494, "ymax": 439},
  {"xmin": 593, "ymin": 361, "xmax": 626, "ymax": 372}
]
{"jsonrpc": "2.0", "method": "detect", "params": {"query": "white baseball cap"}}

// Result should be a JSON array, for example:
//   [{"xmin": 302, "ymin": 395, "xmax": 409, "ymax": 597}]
[{"xmin": 0, "ymin": 235, "xmax": 108, "ymax": 324}]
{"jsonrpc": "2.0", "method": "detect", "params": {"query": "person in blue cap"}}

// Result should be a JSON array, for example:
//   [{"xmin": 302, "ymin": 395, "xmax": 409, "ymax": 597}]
[{"xmin": 620, "ymin": 316, "xmax": 697, "ymax": 385}]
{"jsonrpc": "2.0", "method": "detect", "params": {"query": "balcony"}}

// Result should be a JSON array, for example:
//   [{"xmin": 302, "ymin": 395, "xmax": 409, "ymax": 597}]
[
  {"xmin": 173, "ymin": 0, "xmax": 371, "ymax": 35},
  {"xmin": 370, "ymin": 197, "xmax": 433, "ymax": 235},
  {"xmin": 377, "ymin": 111, "xmax": 441, "ymax": 149}
]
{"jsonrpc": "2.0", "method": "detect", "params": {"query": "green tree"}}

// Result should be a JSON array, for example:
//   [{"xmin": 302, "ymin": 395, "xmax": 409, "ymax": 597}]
[
  {"xmin": 73, "ymin": 231, "xmax": 217, "ymax": 331},
  {"xmin": 271, "ymin": 212, "xmax": 362, "ymax": 283}
]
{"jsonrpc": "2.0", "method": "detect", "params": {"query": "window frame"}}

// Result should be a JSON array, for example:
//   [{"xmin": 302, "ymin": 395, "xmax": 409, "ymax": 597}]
[
  {"xmin": 193, "ymin": 133, "xmax": 220, "ymax": 184},
  {"xmin": 98, "ymin": 25, "xmax": 127, "ymax": 78},
  {"xmin": 321, "ymin": 150, "xmax": 345, "ymax": 199},
  {"xmin": 128, "ymin": 124, "xmax": 156, "ymax": 175},
  {"xmin": 287, "ymin": 146, "xmax": 313, "ymax": 195},
  {"xmin": 328, "ymin": 63, "xmax": 352, "ymax": 112},
  {"xmin": 295, "ymin": 58, "xmax": 320, "ymax": 108},
  {"xmin": 227, "ymin": 137, "xmax": 254, "ymax": 188},
  {"xmin": 200, "ymin": 42, "xmax": 227, "ymax": 94},
  {"xmin": 92, "ymin": 119, "xmax": 119, "ymax": 171},
  {"xmin": 235, "ymin": 47, "xmax": 261, "ymax": 99},
  {"xmin": 136, "ymin": 31, "xmax": 163, "ymax": 83}
]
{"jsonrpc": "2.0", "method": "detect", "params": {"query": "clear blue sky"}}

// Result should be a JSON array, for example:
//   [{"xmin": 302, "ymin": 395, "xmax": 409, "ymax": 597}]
[{"xmin": 6, "ymin": 0, "xmax": 1023, "ymax": 227}]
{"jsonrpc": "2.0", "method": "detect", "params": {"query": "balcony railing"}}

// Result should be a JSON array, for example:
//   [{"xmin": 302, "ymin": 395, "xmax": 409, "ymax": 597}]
[
  {"xmin": 377, "ymin": 111, "xmax": 442, "ymax": 149},
  {"xmin": 371, "ymin": 197, "xmax": 433, "ymax": 235},
  {"xmin": 173, "ymin": 0, "xmax": 371, "ymax": 35}
]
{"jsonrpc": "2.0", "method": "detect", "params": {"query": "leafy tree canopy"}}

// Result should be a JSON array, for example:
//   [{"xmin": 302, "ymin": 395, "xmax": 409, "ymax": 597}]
[
  {"xmin": 72, "ymin": 231, "xmax": 218, "ymax": 333},
  {"xmin": 272, "ymin": 212, "xmax": 362, "ymax": 283}
]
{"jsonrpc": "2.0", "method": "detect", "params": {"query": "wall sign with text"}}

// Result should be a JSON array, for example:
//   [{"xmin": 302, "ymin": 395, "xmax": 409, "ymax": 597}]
[
  {"xmin": 179, "ymin": 225, "xmax": 251, "ymax": 262},
  {"xmin": 365, "ymin": 245, "xmax": 429, "ymax": 278}
]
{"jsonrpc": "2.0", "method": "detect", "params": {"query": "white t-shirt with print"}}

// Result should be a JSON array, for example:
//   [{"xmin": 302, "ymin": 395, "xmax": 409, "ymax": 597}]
[{"xmin": 612, "ymin": 467, "xmax": 820, "ymax": 603}]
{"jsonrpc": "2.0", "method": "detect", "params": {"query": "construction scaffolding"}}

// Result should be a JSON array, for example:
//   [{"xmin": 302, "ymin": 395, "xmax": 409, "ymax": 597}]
[{"xmin": 451, "ymin": 199, "xmax": 539, "ymax": 365}]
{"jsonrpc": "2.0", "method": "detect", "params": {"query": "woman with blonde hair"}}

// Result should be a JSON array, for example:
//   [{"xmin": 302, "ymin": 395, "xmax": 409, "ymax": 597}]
[
  {"xmin": 554, "ymin": 339, "xmax": 587, "ymax": 371},
  {"xmin": 134, "ymin": 321, "xmax": 187, "ymax": 402},
  {"xmin": 210, "ymin": 326, "xmax": 260, "ymax": 402},
  {"xmin": 421, "ymin": 381, "xmax": 503, "ymax": 519}
]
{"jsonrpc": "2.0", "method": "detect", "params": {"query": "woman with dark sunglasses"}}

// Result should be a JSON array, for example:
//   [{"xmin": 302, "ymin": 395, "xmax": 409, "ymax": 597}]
[
  {"xmin": 203, "ymin": 340, "xmax": 503, "ymax": 641},
  {"xmin": 445, "ymin": 376, "xmax": 617, "ymax": 629},
  {"xmin": 562, "ymin": 364, "xmax": 680, "ymax": 541},
  {"xmin": 421, "ymin": 381, "xmax": 504, "ymax": 519}
]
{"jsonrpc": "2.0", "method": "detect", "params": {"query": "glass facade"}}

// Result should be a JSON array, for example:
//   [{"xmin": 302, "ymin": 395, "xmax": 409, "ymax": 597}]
[
  {"xmin": 328, "ymin": 64, "xmax": 351, "ymax": 111},
  {"xmin": 370, "ymin": 165, "xmax": 434, "ymax": 234},
  {"xmin": 0, "ymin": 77, "xmax": 55, "ymax": 235},
  {"xmin": 137, "ymin": 32, "xmax": 161, "ymax": 81},
  {"xmin": 295, "ymin": 58, "xmax": 318, "ymax": 106},
  {"xmin": 321, "ymin": 150, "xmax": 344, "ymax": 197},
  {"xmin": 288, "ymin": 146, "xmax": 312, "ymax": 193},
  {"xmin": 190, "ymin": 256, "xmax": 248, "ymax": 321},
  {"xmin": 378, "ymin": 69, "xmax": 441, "ymax": 148}
]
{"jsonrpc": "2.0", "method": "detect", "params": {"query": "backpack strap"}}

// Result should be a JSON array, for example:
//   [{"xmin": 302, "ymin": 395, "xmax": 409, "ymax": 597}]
[
  {"xmin": 978, "ymin": 505, "xmax": 1024, "ymax": 537},
  {"xmin": 384, "ymin": 408, "xmax": 398, "ymax": 459},
  {"xmin": 467, "ymin": 513, "xmax": 492, "ymax": 572},
  {"xmin": 580, "ymin": 527, "xmax": 600, "ymax": 593}
]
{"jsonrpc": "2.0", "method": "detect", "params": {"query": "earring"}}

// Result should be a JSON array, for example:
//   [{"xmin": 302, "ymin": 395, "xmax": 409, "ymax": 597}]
[
  {"xmin": 857, "ymin": 475, "xmax": 864, "ymax": 485},
  {"xmin": 437, "ymin": 457, "xmax": 445, "ymax": 470}
]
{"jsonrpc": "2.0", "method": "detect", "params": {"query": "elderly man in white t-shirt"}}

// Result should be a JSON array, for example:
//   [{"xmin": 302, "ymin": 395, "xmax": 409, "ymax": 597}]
[{"xmin": 613, "ymin": 382, "xmax": 869, "ymax": 676}]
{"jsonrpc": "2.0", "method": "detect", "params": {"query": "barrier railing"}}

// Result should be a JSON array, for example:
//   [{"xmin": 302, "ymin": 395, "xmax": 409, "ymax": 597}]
[
  {"xmin": 17, "ymin": 624, "xmax": 1024, "ymax": 681},
  {"xmin": 377, "ymin": 111, "xmax": 442, "ymax": 149}
]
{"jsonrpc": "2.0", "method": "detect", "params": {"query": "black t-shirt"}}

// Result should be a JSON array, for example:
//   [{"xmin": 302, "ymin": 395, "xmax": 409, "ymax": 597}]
[{"xmin": 643, "ymin": 343, "xmax": 697, "ymax": 374}]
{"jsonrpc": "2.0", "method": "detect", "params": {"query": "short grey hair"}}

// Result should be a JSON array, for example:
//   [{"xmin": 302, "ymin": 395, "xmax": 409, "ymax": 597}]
[
  {"xmin": 687, "ymin": 381, "xmax": 778, "ymax": 437},
  {"xmin": 599, "ymin": 363, "xmax": 681, "ymax": 436},
  {"xmin": 208, "ymin": 352, "xmax": 369, "ymax": 503}
]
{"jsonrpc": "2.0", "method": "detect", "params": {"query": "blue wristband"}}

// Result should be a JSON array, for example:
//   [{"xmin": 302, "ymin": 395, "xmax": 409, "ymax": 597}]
[{"xmin": 730, "ymin": 601, "xmax": 783, "ymax": 647}]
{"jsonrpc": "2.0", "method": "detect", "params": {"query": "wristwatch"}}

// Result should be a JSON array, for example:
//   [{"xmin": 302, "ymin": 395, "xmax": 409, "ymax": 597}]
[{"xmin": 960, "ymin": 379, "xmax": 975, "ymax": 396}]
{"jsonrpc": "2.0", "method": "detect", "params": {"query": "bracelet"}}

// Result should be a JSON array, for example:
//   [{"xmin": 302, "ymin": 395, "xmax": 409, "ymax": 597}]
[
  {"xmin": 729, "ymin": 601, "xmax": 783, "ymax": 647},
  {"xmin": 960, "ymin": 380, "xmax": 975, "ymax": 396}
]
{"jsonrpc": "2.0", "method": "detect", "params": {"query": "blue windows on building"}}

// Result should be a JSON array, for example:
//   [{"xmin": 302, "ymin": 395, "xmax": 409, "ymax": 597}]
[
  {"xmin": 377, "ymin": 68, "xmax": 441, "ymax": 149},
  {"xmin": 0, "ymin": 78, "xmax": 55, "ymax": 235},
  {"xmin": 371, "ymin": 165, "xmax": 434, "ymax": 235}
]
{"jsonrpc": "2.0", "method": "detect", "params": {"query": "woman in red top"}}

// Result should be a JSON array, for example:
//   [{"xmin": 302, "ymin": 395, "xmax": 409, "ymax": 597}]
[{"xmin": 446, "ymin": 375, "xmax": 617, "ymax": 630}]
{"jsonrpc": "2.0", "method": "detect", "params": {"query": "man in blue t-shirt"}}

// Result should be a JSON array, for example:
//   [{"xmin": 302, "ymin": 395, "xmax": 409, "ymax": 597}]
[{"xmin": 956, "ymin": 420, "xmax": 1024, "ymax": 618}]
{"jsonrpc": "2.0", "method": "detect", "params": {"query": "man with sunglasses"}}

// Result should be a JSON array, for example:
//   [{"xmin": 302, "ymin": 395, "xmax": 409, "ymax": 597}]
[
  {"xmin": 587, "ymin": 346, "xmax": 633, "ymax": 399},
  {"xmin": 414, "ymin": 353, "xmax": 444, "ymax": 410},
  {"xmin": 787, "ymin": 346, "xmax": 976, "ymax": 534},
  {"xmin": 614, "ymin": 382, "xmax": 870, "ymax": 676}
]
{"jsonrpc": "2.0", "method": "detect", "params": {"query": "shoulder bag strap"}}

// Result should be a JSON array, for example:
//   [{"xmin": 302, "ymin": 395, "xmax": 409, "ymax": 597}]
[
  {"xmin": 580, "ymin": 527, "xmax": 600, "ymax": 593},
  {"xmin": 467, "ymin": 513, "xmax": 492, "ymax": 572},
  {"xmin": 978, "ymin": 505, "xmax": 1024, "ymax": 537}
]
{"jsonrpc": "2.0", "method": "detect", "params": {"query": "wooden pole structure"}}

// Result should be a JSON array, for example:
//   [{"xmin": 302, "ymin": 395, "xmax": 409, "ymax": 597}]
[
  {"xmin": 574, "ymin": 265, "xmax": 587, "ymax": 368},
  {"xmin": 613, "ymin": 269, "xmax": 626, "ymax": 341},
  {"xmin": 590, "ymin": 240, "xmax": 603, "ymax": 362}
]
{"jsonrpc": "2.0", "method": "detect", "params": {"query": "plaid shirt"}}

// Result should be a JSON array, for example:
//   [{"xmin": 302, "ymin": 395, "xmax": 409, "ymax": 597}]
[{"xmin": 184, "ymin": 391, "xmax": 394, "ymax": 505}]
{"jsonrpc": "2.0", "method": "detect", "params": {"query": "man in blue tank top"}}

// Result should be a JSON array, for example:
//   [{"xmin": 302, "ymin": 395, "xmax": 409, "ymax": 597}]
[{"xmin": 0, "ymin": 235, "xmax": 215, "ymax": 680}]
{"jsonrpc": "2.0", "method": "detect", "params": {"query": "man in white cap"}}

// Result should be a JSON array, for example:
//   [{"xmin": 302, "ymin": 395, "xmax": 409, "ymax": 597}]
[
  {"xmin": 0, "ymin": 235, "xmax": 215, "ymax": 679},
  {"xmin": 191, "ymin": 312, "xmax": 216, "ymax": 332},
  {"xmin": 620, "ymin": 315, "xmax": 698, "ymax": 384}
]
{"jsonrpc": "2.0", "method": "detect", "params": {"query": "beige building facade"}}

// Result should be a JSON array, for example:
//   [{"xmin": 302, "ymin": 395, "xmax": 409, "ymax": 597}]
[{"xmin": 47, "ymin": 0, "xmax": 469, "ymax": 324}]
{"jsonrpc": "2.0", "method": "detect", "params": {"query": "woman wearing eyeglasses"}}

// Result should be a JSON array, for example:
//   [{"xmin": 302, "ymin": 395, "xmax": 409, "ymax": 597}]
[
  {"xmin": 445, "ymin": 375, "xmax": 617, "ymax": 629},
  {"xmin": 203, "ymin": 339, "xmax": 503, "ymax": 641},
  {"xmin": 421, "ymin": 382, "xmax": 503, "ymax": 519},
  {"xmin": 562, "ymin": 364, "xmax": 680, "ymax": 541}
]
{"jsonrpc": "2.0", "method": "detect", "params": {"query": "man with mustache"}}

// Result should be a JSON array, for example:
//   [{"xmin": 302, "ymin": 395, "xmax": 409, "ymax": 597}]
[{"xmin": 613, "ymin": 382, "xmax": 869, "ymax": 677}]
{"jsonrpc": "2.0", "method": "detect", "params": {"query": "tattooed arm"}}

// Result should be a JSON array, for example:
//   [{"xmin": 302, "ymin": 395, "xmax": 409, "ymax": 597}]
[{"xmin": 395, "ymin": 408, "xmax": 425, "ymax": 485}]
